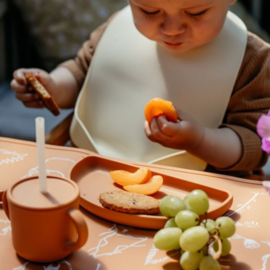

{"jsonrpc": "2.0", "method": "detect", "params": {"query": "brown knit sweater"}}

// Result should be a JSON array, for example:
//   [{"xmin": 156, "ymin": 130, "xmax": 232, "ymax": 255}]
[{"xmin": 60, "ymin": 14, "xmax": 270, "ymax": 179}]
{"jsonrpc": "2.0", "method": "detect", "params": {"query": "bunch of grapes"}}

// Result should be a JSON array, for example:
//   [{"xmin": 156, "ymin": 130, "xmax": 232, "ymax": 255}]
[{"xmin": 153, "ymin": 189, "xmax": 236, "ymax": 270}]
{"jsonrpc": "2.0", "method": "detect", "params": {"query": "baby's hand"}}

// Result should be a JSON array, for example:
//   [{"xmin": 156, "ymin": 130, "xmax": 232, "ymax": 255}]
[
  {"xmin": 144, "ymin": 109, "xmax": 205, "ymax": 152},
  {"xmin": 10, "ymin": 68, "xmax": 56, "ymax": 109}
]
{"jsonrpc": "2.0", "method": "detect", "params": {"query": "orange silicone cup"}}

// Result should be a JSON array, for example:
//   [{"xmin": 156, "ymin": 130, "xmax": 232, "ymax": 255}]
[{"xmin": 2, "ymin": 176, "xmax": 88, "ymax": 263}]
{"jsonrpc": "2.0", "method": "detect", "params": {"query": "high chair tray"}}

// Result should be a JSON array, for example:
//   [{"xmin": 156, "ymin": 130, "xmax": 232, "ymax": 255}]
[{"xmin": 68, "ymin": 155, "xmax": 233, "ymax": 229}]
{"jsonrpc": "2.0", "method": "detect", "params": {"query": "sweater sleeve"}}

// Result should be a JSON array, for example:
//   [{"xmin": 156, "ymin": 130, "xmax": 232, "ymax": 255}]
[
  {"xmin": 59, "ymin": 13, "xmax": 118, "ymax": 88},
  {"xmin": 216, "ymin": 32, "xmax": 270, "ymax": 173}
]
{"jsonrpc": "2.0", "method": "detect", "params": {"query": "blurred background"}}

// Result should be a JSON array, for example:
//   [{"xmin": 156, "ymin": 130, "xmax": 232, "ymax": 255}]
[
  {"xmin": 1, "ymin": 0, "xmax": 269, "ymax": 86},
  {"xmin": 0, "ymin": 0, "xmax": 128, "ymax": 141},
  {"xmin": 0, "ymin": 0, "xmax": 269, "ymax": 175}
]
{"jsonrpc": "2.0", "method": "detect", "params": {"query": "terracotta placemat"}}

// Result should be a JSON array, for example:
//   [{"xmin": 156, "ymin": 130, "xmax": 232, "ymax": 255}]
[{"xmin": 0, "ymin": 137, "xmax": 269, "ymax": 270}]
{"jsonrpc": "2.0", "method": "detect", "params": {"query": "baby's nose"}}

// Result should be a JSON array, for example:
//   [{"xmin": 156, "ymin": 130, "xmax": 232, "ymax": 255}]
[{"xmin": 161, "ymin": 15, "xmax": 186, "ymax": 36}]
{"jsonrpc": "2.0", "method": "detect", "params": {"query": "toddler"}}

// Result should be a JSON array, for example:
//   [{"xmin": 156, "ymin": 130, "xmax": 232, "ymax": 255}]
[{"xmin": 11, "ymin": 0, "xmax": 270, "ymax": 179}]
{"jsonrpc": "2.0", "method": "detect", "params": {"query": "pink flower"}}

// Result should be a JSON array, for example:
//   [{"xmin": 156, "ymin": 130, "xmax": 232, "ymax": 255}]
[
  {"xmin": 263, "ymin": 181, "xmax": 270, "ymax": 196},
  {"xmin": 261, "ymin": 138, "xmax": 270, "ymax": 153},
  {"xmin": 256, "ymin": 112, "xmax": 270, "ymax": 153}
]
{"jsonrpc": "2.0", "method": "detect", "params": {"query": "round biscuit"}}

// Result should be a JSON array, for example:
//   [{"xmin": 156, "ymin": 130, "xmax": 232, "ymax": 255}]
[{"xmin": 99, "ymin": 190, "xmax": 160, "ymax": 214}]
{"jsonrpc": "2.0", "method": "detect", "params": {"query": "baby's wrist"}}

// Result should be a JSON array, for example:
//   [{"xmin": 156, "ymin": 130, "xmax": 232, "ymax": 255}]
[{"xmin": 187, "ymin": 126, "xmax": 206, "ymax": 154}]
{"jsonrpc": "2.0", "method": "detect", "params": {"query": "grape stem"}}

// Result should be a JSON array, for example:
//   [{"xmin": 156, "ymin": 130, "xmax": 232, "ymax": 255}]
[{"xmin": 208, "ymin": 234, "xmax": 222, "ymax": 260}]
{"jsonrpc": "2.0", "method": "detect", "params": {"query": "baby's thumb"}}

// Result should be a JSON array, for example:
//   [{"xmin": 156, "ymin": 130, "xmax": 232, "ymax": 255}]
[{"xmin": 33, "ymin": 71, "xmax": 52, "ymax": 89}]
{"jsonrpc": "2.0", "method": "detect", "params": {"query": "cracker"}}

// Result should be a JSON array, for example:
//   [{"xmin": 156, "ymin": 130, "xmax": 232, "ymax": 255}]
[
  {"xmin": 25, "ymin": 73, "xmax": 60, "ymax": 116},
  {"xmin": 99, "ymin": 190, "xmax": 160, "ymax": 214}
]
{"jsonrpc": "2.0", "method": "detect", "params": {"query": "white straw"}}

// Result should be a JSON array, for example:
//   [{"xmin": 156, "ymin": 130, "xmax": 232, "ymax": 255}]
[{"xmin": 35, "ymin": 117, "xmax": 47, "ymax": 193}]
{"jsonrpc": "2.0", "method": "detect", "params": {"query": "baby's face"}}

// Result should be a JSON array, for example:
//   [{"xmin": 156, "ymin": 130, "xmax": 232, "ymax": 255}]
[{"xmin": 129, "ymin": 0, "xmax": 236, "ymax": 53}]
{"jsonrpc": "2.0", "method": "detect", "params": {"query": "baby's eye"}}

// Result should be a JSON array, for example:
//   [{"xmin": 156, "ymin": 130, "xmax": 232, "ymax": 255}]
[
  {"xmin": 140, "ymin": 8, "xmax": 160, "ymax": 16},
  {"xmin": 186, "ymin": 10, "xmax": 207, "ymax": 19}
]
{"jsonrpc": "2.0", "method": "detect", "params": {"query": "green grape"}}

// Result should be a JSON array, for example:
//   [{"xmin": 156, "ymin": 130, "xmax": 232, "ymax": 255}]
[
  {"xmin": 215, "ymin": 216, "xmax": 236, "ymax": 238},
  {"xmin": 154, "ymin": 227, "xmax": 182, "ymax": 250},
  {"xmin": 159, "ymin": 195, "xmax": 186, "ymax": 217},
  {"xmin": 213, "ymin": 238, "xmax": 231, "ymax": 256},
  {"xmin": 159, "ymin": 196, "xmax": 172, "ymax": 216},
  {"xmin": 180, "ymin": 226, "xmax": 210, "ymax": 252},
  {"xmin": 187, "ymin": 189, "xmax": 209, "ymax": 215},
  {"xmin": 200, "ymin": 219, "xmax": 216, "ymax": 232},
  {"xmin": 183, "ymin": 194, "xmax": 191, "ymax": 209},
  {"xmin": 175, "ymin": 210, "xmax": 199, "ymax": 230},
  {"xmin": 164, "ymin": 218, "xmax": 178, "ymax": 228},
  {"xmin": 180, "ymin": 250, "xmax": 203, "ymax": 270},
  {"xmin": 199, "ymin": 255, "xmax": 220, "ymax": 270}
]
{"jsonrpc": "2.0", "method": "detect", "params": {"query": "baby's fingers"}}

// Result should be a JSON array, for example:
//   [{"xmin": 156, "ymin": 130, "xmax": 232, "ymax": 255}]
[
  {"xmin": 13, "ymin": 69, "xmax": 35, "ymax": 85},
  {"xmin": 149, "ymin": 117, "xmax": 174, "ymax": 142},
  {"xmin": 23, "ymin": 100, "xmax": 45, "ymax": 109},
  {"xmin": 15, "ymin": 91, "xmax": 40, "ymax": 103},
  {"xmin": 155, "ymin": 116, "xmax": 178, "ymax": 137},
  {"xmin": 144, "ymin": 120, "xmax": 159, "ymax": 143},
  {"xmin": 10, "ymin": 79, "xmax": 30, "ymax": 93},
  {"xmin": 13, "ymin": 69, "xmax": 27, "ymax": 86},
  {"xmin": 13, "ymin": 68, "xmax": 44, "ymax": 86}
]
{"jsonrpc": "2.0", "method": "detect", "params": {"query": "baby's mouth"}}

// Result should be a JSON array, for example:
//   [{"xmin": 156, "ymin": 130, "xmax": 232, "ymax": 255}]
[{"xmin": 164, "ymin": 41, "xmax": 183, "ymax": 46}]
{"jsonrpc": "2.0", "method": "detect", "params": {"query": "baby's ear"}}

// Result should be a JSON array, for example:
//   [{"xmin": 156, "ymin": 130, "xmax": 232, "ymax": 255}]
[{"xmin": 230, "ymin": 0, "xmax": 237, "ymax": 5}]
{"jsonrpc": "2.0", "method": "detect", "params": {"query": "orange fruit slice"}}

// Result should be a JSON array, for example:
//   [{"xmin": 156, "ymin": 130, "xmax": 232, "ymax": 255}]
[
  {"xmin": 144, "ymin": 98, "xmax": 178, "ymax": 124},
  {"xmin": 110, "ymin": 167, "xmax": 152, "ymax": 186},
  {"xmin": 123, "ymin": 175, "xmax": 163, "ymax": 195}
]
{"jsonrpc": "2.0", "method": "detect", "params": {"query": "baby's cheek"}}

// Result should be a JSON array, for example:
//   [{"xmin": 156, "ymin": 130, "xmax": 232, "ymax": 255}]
[
  {"xmin": 197, "ymin": 23, "xmax": 223, "ymax": 44},
  {"xmin": 133, "ymin": 20, "xmax": 158, "ymax": 40}
]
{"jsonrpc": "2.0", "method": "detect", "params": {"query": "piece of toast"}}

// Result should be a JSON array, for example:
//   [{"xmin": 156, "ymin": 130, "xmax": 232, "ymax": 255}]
[
  {"xmin": 25, "ymin": 73, "xmax": 60, "ymax": 116},
  {"xmin": 99, "ymin": 190, "xmax": 160, "ymax": 214}
]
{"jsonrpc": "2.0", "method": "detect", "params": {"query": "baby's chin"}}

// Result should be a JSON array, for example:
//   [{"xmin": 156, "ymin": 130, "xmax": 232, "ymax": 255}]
[{"xmin": 158, "ymin": 41, "xmax": 208, "ymax": 55}]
